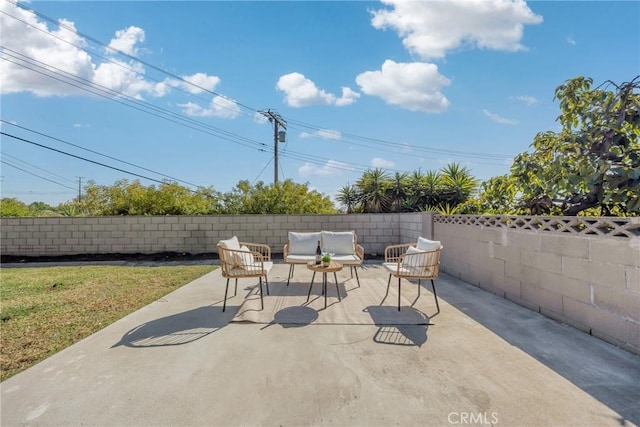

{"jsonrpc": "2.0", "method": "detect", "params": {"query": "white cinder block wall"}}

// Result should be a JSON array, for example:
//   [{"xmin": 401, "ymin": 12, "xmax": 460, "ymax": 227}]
[
  {"xmin": 434, "ymin": 215, "xmax": 640, "ymax": 355},
  {"xmin": 2, "ymin": 213, "xmax": 638, "ymax": 355},
  {"xmin": 0, "ymin": 214, "xmax": 405, "ymax": 258}
]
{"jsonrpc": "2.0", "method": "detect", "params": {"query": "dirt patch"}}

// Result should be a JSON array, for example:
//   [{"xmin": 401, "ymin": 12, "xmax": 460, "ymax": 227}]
[{"xmin": 1, "ymin": 252, "xmax": 219, "ymax": 264}]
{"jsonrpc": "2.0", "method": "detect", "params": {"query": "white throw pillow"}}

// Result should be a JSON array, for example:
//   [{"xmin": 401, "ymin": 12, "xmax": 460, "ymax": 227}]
[
  {"xmin": 218, "ymin": 236, "xmax": 241, "ymax": 251},
  {"xmin": 402, "ymin": 245, "xmax": 427, "ymax": 269},
  {"xmin": 321, "ymin": 231, "xmax": 354, "ymax": 255},
  {"xmin": 288, "ymin": 231, "xmax": 321, "ymax": 255},
  {"xmin": 416, "ymin": 236, "xmax": 441, "ymax": 252},
  {"xmin": 236, "ymin": 245, "xmax": 255, "ymax": 268}
]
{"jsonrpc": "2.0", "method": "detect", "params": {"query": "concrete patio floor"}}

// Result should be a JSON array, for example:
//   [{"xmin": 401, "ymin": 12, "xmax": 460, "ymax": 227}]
[{"xmin": 1, "ymin": 262, "xmax": 639, "ymax": 427}]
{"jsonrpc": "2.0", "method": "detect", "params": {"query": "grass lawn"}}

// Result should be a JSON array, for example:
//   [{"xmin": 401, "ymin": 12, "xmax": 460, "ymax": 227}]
[{"xmin": 0, "ymin": 265, "xmax": 216, "ymax": 381}]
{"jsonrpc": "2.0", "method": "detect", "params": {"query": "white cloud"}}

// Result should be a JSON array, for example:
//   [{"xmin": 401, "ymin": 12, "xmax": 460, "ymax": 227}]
[
  {"xmin": 254, "ymin": 112, "xmax": 269, "ymax": 124},
  {"xmin": 483, "ymin": 109, "xmax": 518, "ymax": 125},
  {"xmin": 566, "ymin": 37, "xmax": 576, "ymax": 46},
  {"xmin": 0, "ymin": 2, "xmax": 229, "ymax": 111},
  {"xmin": 370, "ymin": 0, "xmax": 543, "ymax": 60},
  {"xmin": 510, "ymin": 95, "xmax": 538, "ymax": 105},
  {"xmin": 300, "ymin": 129, "xmax": 342, "ymax": 140},
  {"xmin": 356, "ymin": 60, "xmax": 450, "ymax": 113},
  {"xmin": 0, "ymin": 2, "xmax": 95, "ymax": 97},
  {"xmin": 178, "ymin": 95, "xmax": 240, "ymax": 119},
  {"xmin": 107, "ymin": 26, "xmax": 145, "ymax": 56},
  {"xmin": 178, "ymin": 73, "xmax": 221, "ymax": 95},
  {"xmin": 298, "ymin": 160, "xmax": 353, "ymax": 177},
  {"xmin": 276, "ymin": 72, "xmax": 359, "ymax": 107},
  {"xmin": 335, "ymin": 87, "xmax": 360, "ymax": 106},
  {"xmin": 371, "ymin": 157, "xmax": 395, "ymax": 169},
  {"xmin": 93, "ymin": 59, "xmax": 166, "ymax": 100}
]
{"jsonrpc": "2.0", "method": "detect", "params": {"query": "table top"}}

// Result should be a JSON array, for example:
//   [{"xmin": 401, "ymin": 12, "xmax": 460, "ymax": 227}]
[{"xmin": 306, "ymin": 260, "xmax": 343, "ymax": 273}]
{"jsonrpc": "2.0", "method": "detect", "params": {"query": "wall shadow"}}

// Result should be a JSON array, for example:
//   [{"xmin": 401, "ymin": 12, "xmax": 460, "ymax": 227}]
[{"xmin": 436, "ymin": 273, "xmax": 640, "ymax": 426}]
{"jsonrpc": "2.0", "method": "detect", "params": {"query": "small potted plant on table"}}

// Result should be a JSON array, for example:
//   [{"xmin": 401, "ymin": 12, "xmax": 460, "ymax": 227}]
[{"xmin": 321, "ymin": 254, "xmax": 331, "ymax": 267}]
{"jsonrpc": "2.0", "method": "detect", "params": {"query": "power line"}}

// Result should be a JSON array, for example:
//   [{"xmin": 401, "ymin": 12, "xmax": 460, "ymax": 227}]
[
  {"xmin": 1, "ymin": 159, "xmax": 78, "ymax": 191},
  {"xmin": 4, "ymin": 1, "xmax": 517, "ymax": 164},
  {"xmin": 0, "ymin": 50, "xmax": 268, "ymax": 153},
  {"xmin": 1, "ymin": 152, "xmax": 77, "ymax": 184},
  {"xmin": 1, "ymin": 120, "xmax": 202, "ymax": 188},
  {"xmin": 3, "ymin": 2, "xmax": 259, "ymax": 116},
  {"xmin": 2, "ymin": 0, "xmax": 518, "ymax": 190},
  {"xmin": 1, "ymin": 132, "xmax": 200, "ymax": 191}
]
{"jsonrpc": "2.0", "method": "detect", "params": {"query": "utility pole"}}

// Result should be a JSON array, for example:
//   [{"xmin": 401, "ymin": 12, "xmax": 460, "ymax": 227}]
[
  {"xmin": 77, "ymin": 176, "xmax": 83, "ymax": 203},
  {"xmin": 258, "ymin": 109, "xmax": 286, "ymax": 185}
]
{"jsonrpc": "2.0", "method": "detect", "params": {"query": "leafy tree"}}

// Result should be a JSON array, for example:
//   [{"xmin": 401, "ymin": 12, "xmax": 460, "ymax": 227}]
[
  {"xmin": 349, "ymin": 164, "xmax": 477, "ymax": 213},
  {"xmin": 511, "ymin": 76, "xmax": 640, "ymax": 216},
  {"xmin": 421, "ymin": 170, "xmax": 444, "ymax": 207},
  {"xmin": 335, "ymin": 184, "xmax": 360, "ymax": 213},
  {"xmin": 440, "ymin": 163, "xmax": 479, "ymax": 207},
  {"xmin": 56, "ymin": 201, "xmax": 83, "ymax": 217},
  {"xmin": 356, "ymin": 168, "xmax": 391, "ymax": 213},
  {"xmin": 388, "ymin": 172, "xmax": 408, "ymax": 212},
  {"xmin": 0, "ymin": 198, "xmax": 31, "ymax": 217},
  {"xmin": 81, "ymin": 179, "xmax": 219, "ymax": 215},
  {"xmin": 472, "ymin": 175, "xmax": 519, "ymax": 214},
  {"xmin": 28, "ymin": 201, "xmax": 54, "ymax": 215},
  {"xmin": 221, "ymin": 179, "xmax": 335, "ymax": 214}
]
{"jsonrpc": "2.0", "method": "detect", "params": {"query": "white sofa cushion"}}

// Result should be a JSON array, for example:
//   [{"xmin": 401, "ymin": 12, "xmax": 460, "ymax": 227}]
[
  {"xmin": 218, "ymin": 236, "xmax": 241, "ymax": 251},
  {"xmin": 321, "ymin": 231, "xmax": 355, "ymax": 255},
  {"xmin": 330, "ymin": 254, "xmax": 361, "ymax": 265},
  {"xmin": 416, "ymin": 236, "xmax": 442, "ymax": 252},
  {"xmin": 288, "ymin": 231, "xmax": 322, "ymax": 255}
]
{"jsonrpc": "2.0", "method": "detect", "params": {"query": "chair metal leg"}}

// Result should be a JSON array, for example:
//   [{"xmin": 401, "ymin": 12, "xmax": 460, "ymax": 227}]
[
  {"xmin": 265, "ymin": 275, "xmax": 270, "ymax": 295},
  {"xmin": 418, "ymin": 279, "xmax": 421, "ymax": 297},
  {"xmin": 286, "ymin": 264, "xmax": 294, "ymax": 286},
  {"xmin": 223, "ymin": 278, "xmax": 230, "ymax": 312},
  {"xmin": 334, "ymin": 272, "xmax": 341, "ymax": 301},
  {"xmin": 354, "ymin": 266, "xmax": 360, "ymax": 287},
  {"xmin": 431, "ymin": 279, "xmax": 440, "ymax": 314},
  {"xmin": 233, "ymin": 278, "xmax": 238, "ymax": 297},
  {"xmin": 397, "ymin": 277, "xmax": 402, "ymax": 311},
  {"xmin": 259, "ymin": 277, "xmax": 264, "ymax": 310}
]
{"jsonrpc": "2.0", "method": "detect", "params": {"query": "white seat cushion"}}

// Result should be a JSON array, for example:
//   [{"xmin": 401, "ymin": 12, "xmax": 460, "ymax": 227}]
[
  {"xmin": 416, "ymin": 237, "xmax": 442, "ymax": 252},
  {"xmin": 285, "ymin": 254, "xmax": 316, "ymax": 263},
  {"xmin": 384, "ymin": 261, "xmax": 434, "ymax": 277},
  {"xmin": 383, "ymin": 262, "xmax": 412, "ymax": 275},
  {"xmin": 321, "ymin": 231, "xmax": 355, "ymax": 255},
  {"xmin": 330, "ymin": 254, "xmax": 361, "ymax": 265},
  {"xmin": 228, "ymin": 261, "xmax": 273, "ymax": 276},
  {"xmin": 288, "ymin": 231, "xmax": 322, "ymax": 255}
]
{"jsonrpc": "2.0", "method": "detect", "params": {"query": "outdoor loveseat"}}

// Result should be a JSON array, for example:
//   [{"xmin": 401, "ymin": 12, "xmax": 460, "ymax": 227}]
[{"xmin": 283, "ymin": 230, "xmax": 364, "ymax": 286}]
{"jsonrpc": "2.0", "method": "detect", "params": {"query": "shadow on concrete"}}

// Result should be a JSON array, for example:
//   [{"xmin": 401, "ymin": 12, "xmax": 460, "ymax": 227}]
[
  {"xmin": 436, "ymin": 273, "xmax": 640, "ymax": 426},
  {"xmin": 365, "ymin": 305, "xmax": 430, "ymax": 347},
  {"xmin": 112, "ymin": 305, "xmax": 233, "ymax": 348},
  {"xmin": 272, "ymin": 306, "xmax": 319, "ymax": 327}
]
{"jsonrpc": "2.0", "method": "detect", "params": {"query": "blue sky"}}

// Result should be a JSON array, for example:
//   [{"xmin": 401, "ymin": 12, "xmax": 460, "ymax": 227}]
[{"xmin": 1, "ymin": 0, "xmax": 639, "ymax": 207}]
